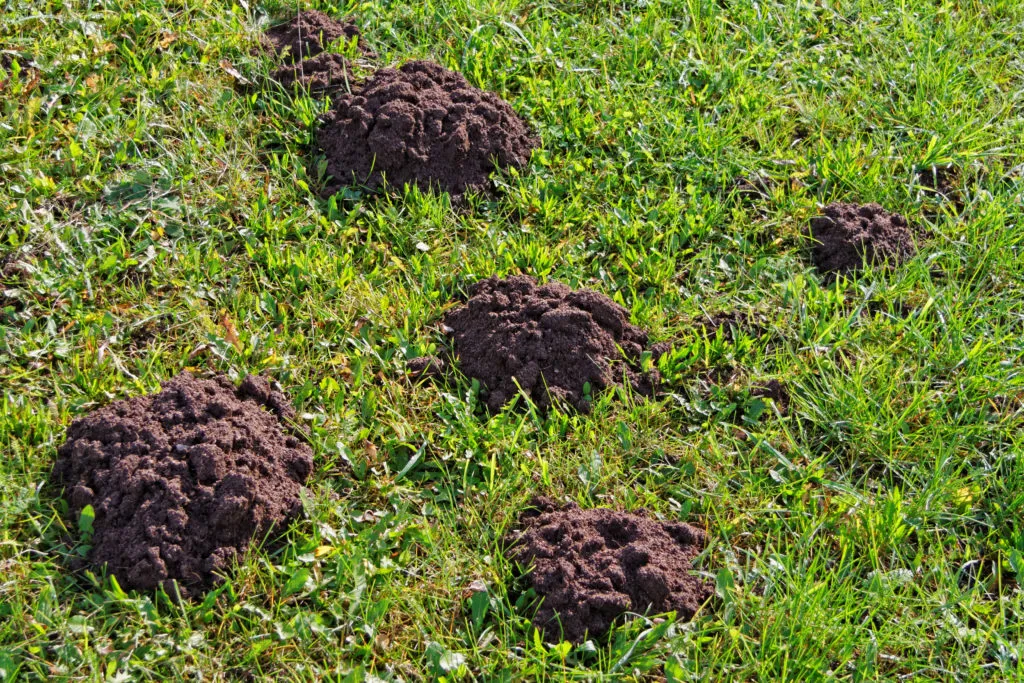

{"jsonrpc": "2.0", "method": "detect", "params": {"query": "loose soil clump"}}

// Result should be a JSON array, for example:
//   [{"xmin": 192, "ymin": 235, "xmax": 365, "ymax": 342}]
[
  {"xmin": 52, "ymin": 373, "xmax": 313, "ymax": 596},
  {"xmin": 270, "ymin": 53, "xmax": 354, "ymax": 94},
  {"xmin": 316, "ymin": 60, "xmax": 538, "ymax": 196},
  {"xmin": 261, "ymin": 10, "xmax": 365, "ymax": 62},
  {"xmin": 438, "ymin": 275, "xmax": 662, "ymax": 413},
  {"xmin": 507, "ymin": 497, "xmax": 712, "ymax": 643},
  {"xmin": 807, "ymin": 202, "xmax": 916, "ymax": 276}
]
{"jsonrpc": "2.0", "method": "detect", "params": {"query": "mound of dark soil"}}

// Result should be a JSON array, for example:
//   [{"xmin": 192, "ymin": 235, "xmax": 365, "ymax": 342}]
[
  {"xmin": 507, "ymin": 498, "xmax": 712, "ymax": 642},
  {"xmin": 316, "ymin": 60, "xmax": 538, "ymax": 196},
  {"xmin": 270, "ymin": 52, "xmax": 354, "ymax": 94},
  {"xmin": 52, "ymin": 373, "xmax": 313, "ymax": 596},
  {"xmin": 438, "ymin": 275, "xmax": 661, "ymax": 412},
  {"xmin": 807, "ymin": 202, "xmax": 916, "ymax": 276},
  {"xmin": 261, "ymin": 10, "xmax": 365, "ymax": 63}
]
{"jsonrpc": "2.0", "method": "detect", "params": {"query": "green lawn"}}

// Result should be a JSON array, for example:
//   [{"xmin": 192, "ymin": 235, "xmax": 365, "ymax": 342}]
[{"xmin": 3, "ymin": 0, "xmax": 1024, "ymax": 680}]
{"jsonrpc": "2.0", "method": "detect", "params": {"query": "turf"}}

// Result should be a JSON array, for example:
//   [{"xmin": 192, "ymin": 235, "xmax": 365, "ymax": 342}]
[{"xmin": 2, "ymin": 0, "xmax": 1024, "ymax": 680}]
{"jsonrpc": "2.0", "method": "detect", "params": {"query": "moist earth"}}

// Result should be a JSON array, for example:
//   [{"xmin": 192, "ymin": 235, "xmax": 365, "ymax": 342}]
[
  {"xmin": 807, "ymin": 202, "xmax": 916, "ymax": 276},
  {"xmin": 436, "ymin": 275, "xmax": 662, "ymax": 413},
  {"xmin": 52, "ymin": 373, "xmax": 313, "ymax": 596},
  {"xmin": 270, "ymin": 53, "xmax": 354, "ymax": 94},
  {"xmin": 261, "ymin": 10, "xmax": 365, "ymax": 62},
  {"xmin": 315, "ymin": 60, "xmax": 538, "ymax": 196},
  {"xmin": 507, "ymin": 497, "xmax": 712, "ymax": 642}
]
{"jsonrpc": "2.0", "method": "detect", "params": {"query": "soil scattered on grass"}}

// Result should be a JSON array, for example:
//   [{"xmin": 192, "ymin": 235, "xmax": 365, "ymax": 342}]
[
  {"xmin": 917, "ymin": 164, "xmax": 965, "ymax": 217},
  {"xmin": 52, "ymin": 373, "xmax": 313, "ymax": 596},
  {"xmin": 435, "ymin": 275, "xmax": 662, "ymax": 413},
  {"xmin": 918, "ymin": 164, "xmax": 959, "ymax": 198},
  {"xmin": 407, "ymin": 354, "xmax": 447, "ymax": 381},
  {"xmin": 260, "ymin": 10, "xmax": 366, "ymax": 62},
  {"xmin": 807, "ymin": 202, "xmax": 916, "ymax": 276},
  {"xmin": 695, "ymin": 311, "xmax": 767, "ymax": 343},
  {"xmin": 751, "ymin": 379, "xmax": 790, "ymax": 415},
  {"xmin": 270, "ymin": 52, "xmax": 354, "ymax": 94},
  {"xmin": 316, "ymin": 60, "xmax": 538, "ymax": 196},
  {"xmin": 507, "ymin": 497, "xmax": 712, "ymax": 643}
]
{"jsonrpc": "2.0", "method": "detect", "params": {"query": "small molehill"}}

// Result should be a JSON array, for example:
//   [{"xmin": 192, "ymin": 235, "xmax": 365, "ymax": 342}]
[
  {"xmin": 508, "ymin": 498, "xmax": 712, "ymax": 643},
  {"xmin": 316, "ymin": 60, "xmax": 538, "ymax": 196},
  {"xmin": 52, "ymin": 373, "xmax": 313, "ymax": 596},
  {"xmin": 260, "ymin": 10, "xmax": 366, "ymax": 63},
  {"xmin": 807, "ymin": 202, "xmax": 916, "ymax": 276},
  {"xmin": 270, "ymin": 53, "xmax": 355, "ymax": 94},
  {"xmin": 436, "ymin": 275, "xmax": 662, "ymax": 413}
]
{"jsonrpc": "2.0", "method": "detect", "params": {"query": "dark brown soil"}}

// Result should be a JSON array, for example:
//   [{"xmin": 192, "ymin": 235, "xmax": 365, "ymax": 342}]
[
  {"xmin": 507, "ymin": 497, "xmax": 712, "ymax": 643},
  {"xmin": 315, "ymin": 60, "xmax": 538, "ymax": 196},
  {"xmin": 438, "ymin": 275, "xmax": 662, "ymax": 413},
  {"xmin": 260, "ymin": 10, "xmax": 365, "ymax": 63},
  {"xmin": 52, "ymin": 373, "xmax": 313, "ymax": 596},
  {"xmin": 407, "ymin": 354, "xmax": 447, "ymax": 381},
  {"xmin": 918, "ymin": 164, "xmax": 958, "ymax": 198},
  {"xmin": 270, "ymin": 52, "xmax": 354, "ymax": 94},
  {"xmin": 807, "ymin": 202, "xmax": 916, "ymax": 276},
  {"xmin": 751, "ymin": 379, "xmax": 790, "ymax": 415}
]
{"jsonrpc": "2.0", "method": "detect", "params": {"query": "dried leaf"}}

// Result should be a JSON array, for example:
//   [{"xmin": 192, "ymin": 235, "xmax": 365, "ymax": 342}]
[
  {"xmin": 219, "ymin": 59, "xmax": 250, "ymax": 86},
  {"xmin": 219, "ymin": 312, "xmax": 242, "ymax": 351}
]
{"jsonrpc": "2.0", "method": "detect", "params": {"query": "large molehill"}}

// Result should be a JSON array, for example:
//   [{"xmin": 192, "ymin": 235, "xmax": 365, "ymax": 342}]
[
  {"xmin": 316, "ymin": 60, "xmax": 537, "ymax": 196},
  {"xmin": 434, "ymin": 275, "xmax": 664, "ymax": 413},
  {"xmin": 52, "ymin": 373, "xmax": 313, "ymax": 596}
]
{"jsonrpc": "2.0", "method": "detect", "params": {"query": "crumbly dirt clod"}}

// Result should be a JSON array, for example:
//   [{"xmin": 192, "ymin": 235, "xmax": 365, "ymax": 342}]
[
  {"xmin": 270, "ymin": 52, "xmax": 354, "ymax": 94},
  {"xmin": 508, "ymin": 497, "xmax": 712, "ymax": 643},
  {"xmin": 807, "ymin": 202, "xmax": 916, "ymax": 276},
  {"xmin": 52, "ymin": 372, "xmax": 313, "ymax": 596},
  {"xmin": 261, "ymin": 10, "xmax": 365, "ymax": 63},
  {"xmin": 315, "ymin": 60, "xmax": 538, "ymax": 196},
  {"xmin": 440, "ymin": 275, "xmax": 662, "ymax": 413}
]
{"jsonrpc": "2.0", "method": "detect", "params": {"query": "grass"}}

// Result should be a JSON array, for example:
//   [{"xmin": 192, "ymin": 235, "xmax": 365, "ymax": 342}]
[{"xmin": 2, "ymin": 0, "xmax": 1024, "ymax": 679}]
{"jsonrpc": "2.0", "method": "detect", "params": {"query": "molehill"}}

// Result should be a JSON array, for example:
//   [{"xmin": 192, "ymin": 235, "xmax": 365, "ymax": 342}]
[
  {"xmin": 271, "ymin": 53, "xmax": 355, "ymax": 94},
  {"xmin": 807, "ymin": 202, "xmax": 915, "ymax": 276},
  {"xmin": 261, "ymin": 10, "xmax": 365, "ymax": 62},
  {"xmin": 431, "ymin": 275, "xmax": 665, "ymax": 413},
  {"xmin": 316, "ymin": 60, "xmax": 538, "ymax": 196},
  {"xmin": 507, "ymin": 497, "xmax": 712, "ymax": 642},
  {"xmin": 52, "ymin": 373, "xmax": 313, "ymax": 596}
]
